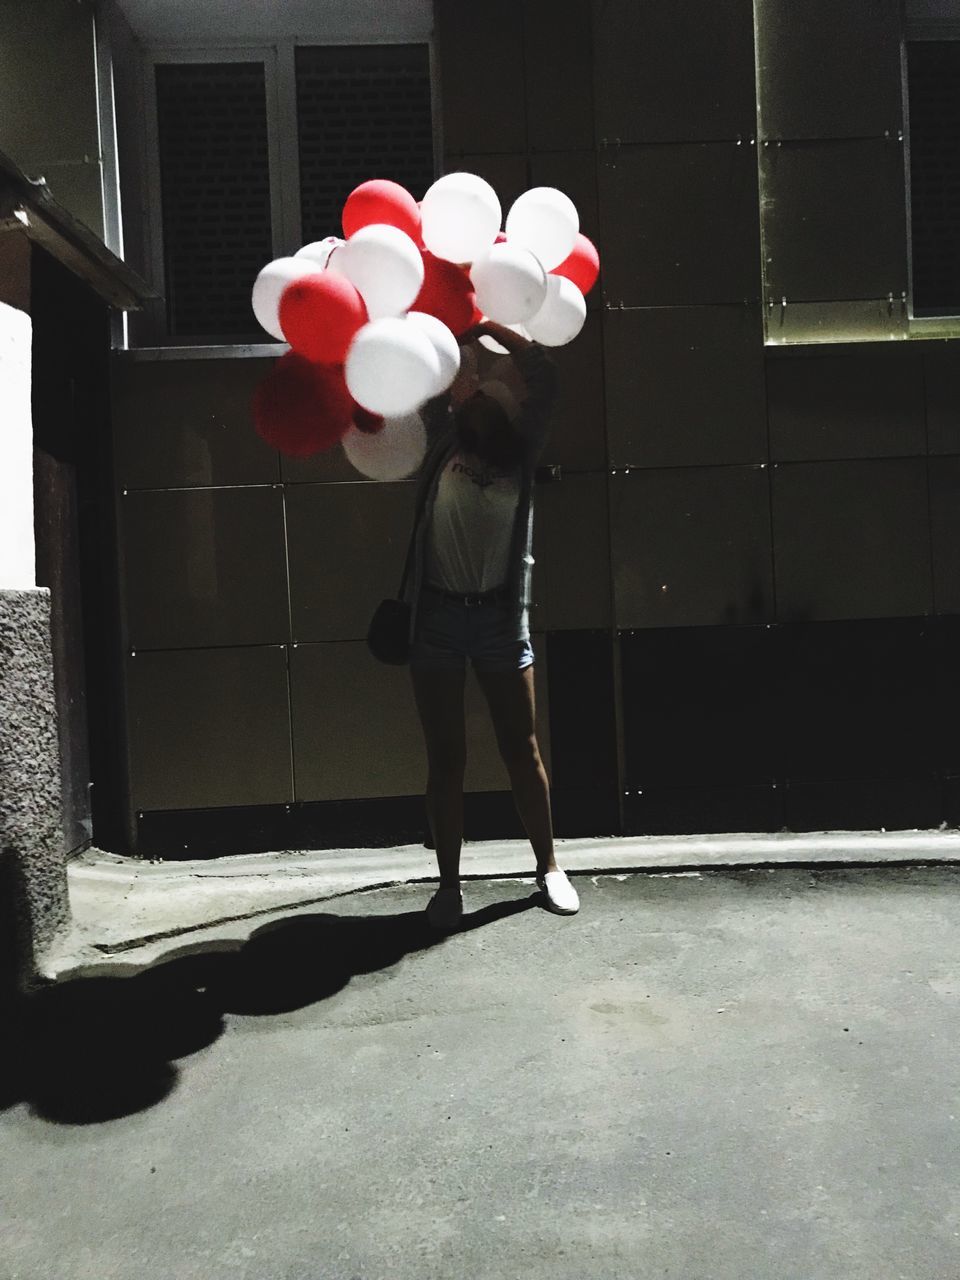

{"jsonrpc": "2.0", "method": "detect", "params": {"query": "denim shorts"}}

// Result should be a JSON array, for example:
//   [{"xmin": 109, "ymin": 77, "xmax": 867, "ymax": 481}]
[{"xmin": 410, "ymin": 586, "xmax": 534, "ymax": 673}]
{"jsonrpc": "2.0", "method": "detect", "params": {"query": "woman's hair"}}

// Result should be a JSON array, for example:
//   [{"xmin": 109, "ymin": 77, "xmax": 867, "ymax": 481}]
[{"xmin": 454, "ymin": 392, "xmax": 526, "ymax": 469}]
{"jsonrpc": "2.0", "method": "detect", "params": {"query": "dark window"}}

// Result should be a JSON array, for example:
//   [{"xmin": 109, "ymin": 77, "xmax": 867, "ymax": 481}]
[
  {"xmin": 296, "ymin": 44, "xmax": 434, "ymax": 244},
  {"xmin": 155, "ymin": 62, "xmax": 273, "ymax": 340},
  {"xmin": 153, "ymin": 47, "xmax": 434, "ymax": 342},
  {"xmin": 907, "ymin": 41, "xmax": 960, "ymax": 316}
]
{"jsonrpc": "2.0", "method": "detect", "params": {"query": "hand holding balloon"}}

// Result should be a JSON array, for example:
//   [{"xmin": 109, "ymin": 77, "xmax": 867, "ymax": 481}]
[
  {"xmin": 459, "ymin": 319, "xmax": 532, "ymax": 354},
  {"xmin": 249, "ymin": 173, "xmax": 600, "ymax": 469}
]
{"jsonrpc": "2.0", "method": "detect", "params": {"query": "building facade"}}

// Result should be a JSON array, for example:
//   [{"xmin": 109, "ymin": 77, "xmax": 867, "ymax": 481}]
[{"xmin": 4, "ymin": 0, "xmax": 960, "ymax": 864}]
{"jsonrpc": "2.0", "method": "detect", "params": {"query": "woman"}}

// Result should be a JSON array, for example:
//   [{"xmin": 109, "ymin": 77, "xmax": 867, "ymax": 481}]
[{"xmin": 401, "ymin": 317, "xmax": 580, "ymax": 931}]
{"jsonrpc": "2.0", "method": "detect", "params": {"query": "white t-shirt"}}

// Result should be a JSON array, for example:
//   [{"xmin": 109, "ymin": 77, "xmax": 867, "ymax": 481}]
[{"xmin": 425, "ymin": 448, "xmax": 522, "ymax": 593}]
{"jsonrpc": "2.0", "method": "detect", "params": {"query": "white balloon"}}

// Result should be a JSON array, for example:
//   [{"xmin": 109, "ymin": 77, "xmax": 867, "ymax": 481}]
[
  {"xmin": 251, "ymin": 257, "xmax": 314, "ymax": 340},
  {"xmin": 405, "ymin": 311, "xmax": 461, "ymax": 393},
  {"xmin": 475, "ymin": 379, "xmax": 520, "ymax": 422},
  {"xmin": 505, "ymin": 187, "xmax": 579, "ymax": 272},
  {"xmin": 342, "ymin": 412, "xmax": 427, "ymax": 481},
  {"xmin": 470, "ymin": 245, "xmax": 548, "ymax": 324},
  {"xmin": 420, "ymin": 172, "xmax": 501, "ymax": 264},
  {"xmin": 524, "ymin": 274, "xmax": 587, "ymax": 346},
  {"xmin": 295, "ymin": 236, "xmax": 345, "ymax": 270},
  {"xmin": 331, "ymin": 224, "xmax": 424, "ymax": 319},
  {"xmin": 345, "ymin": 318, "xmax": 441, "ymax": 417},
  {"xmin": 478, "ymin": 320, "xmax": 529, "ymax": 354}
]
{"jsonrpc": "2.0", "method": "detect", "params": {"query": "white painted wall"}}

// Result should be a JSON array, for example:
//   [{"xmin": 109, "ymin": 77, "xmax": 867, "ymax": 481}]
[
  {"xmin": 0, "ymin": 303, "xmax": 36, "ymax": 590},
  {"xmin": 115, "ymin": 0, "xmax": 432, "ymax": 44}
]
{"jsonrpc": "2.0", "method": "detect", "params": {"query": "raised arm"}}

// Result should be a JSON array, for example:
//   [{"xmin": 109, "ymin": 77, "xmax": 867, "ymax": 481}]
[{"xmin": 461, "ymin": 320, "xmax": 558, "ymax": 461}]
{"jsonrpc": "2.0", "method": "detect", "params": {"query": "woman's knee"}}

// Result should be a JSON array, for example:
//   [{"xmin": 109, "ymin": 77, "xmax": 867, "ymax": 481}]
[
  {"xmin": 427, "ymin": 745, "xmax": 467, "ymax": 782},
  {"xmin": 499, "ymin": 734, "xmax": 542, "ymax": 775}
]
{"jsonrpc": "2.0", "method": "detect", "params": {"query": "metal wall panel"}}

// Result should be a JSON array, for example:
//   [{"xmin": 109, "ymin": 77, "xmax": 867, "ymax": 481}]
[
  {"xmin": 435, "ymin": 0, "xmax": 526, "ymax": 154},
  {"xmin": 756, "ymin": 0, "xmax": 903, "ymax": 141},
  {"xmin": 598, "ymin": 143, "xmax": 761, "ymax": 306},
  {"xmin": 593, "ymin": 0, "xmax": 756, "ymax": 144},
  {"xmin": 126, "ymin": 646, "xmax": 293, "ymax": 811},
  {"xmin": 760, "ymin": 139, "xmax": 909, "ymax": 302},
  {"xmin": 783, "ymin": 779, "xmax": 941, "ymax": 833},
  {"xmin": 929, "ymin": 456, "xmax": 960, "ymax": 615},
  {"xmin": 291, "ymin": 640, "xmax": 550, "ymax": 801},
  {"xmin": 523, "ymin": 0, "xmax": 594, "ymax": 152},
  {"xmin": 286, "ymin": 482, "xmax": 415, "ymax": 642},
  {"xmin": 290, "ymin": 642, "xmax": 427, "ymax": 800},
  {"xmin": 122, "ymin": 487, "xmax": 290, "ymax": 649},
  {"xmin": 924, "ymin": 344, "xmax": 960, "ymax": 456},
  {"xmin": 932, "ymin": 617, "xmax": 960, "ymax": 774},
  {"xmin": 779, "ymin": 619, "xmax": 934, "ymax": 781},
  {"xmin": 625, "ymin": 784, "xmax": 783, "ymax": 836},
  {"xmin": 766, "ymin": 348, "xmax": 925, "ymax": 462},
  {"xmin": 610, "ymin": 466, "xmax": 774, "ymax": 629},
  {"xmin": 113, "ymin": 356, "xmax": 280, "ymax": 490},
  {"xmin": 772, "ymin": 459, "xmax": 933, "ymax": 621},
  {"xmin": 604, "ymin": 306, "xmax": 766, "ymax": 468},
  {"xmin": 448, "ymin": 154, "xmax": 529, "ymax": 222},
  {"xmin": 545, "ymin": 631, "xmax": 619, "ymax": 832},
  {"xmin": 538, "ymin": 310, "xmax": 606, "ymax": 470},
  {"xmin": 531, "ymin": 474, "xmax": 611, "ymax": 631},
  {"xmin": 622, "ymin": 626, "xmax": 780, "ymax": 786}
]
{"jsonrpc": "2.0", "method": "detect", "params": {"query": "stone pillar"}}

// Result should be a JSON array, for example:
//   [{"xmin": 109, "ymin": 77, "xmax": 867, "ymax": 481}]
[{"xmin": 0, "ymin": 294, "xmax": 70, "ymax": 995}]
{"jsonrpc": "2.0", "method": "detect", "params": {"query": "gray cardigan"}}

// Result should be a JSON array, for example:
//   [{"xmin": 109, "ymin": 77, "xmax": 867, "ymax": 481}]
[{"xmin": 399, "ymin": 343, "xmax": 558, "ymax": 645}]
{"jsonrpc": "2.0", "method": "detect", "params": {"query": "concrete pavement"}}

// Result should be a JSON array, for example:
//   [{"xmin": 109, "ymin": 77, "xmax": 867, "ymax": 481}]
[
  {"xmin": 38, "ymin": 828, "xmax": 960, "ymax": 980},
  {"xmin": 2, "ymin": 855, "xmax": 960, "ymax": 1279}
]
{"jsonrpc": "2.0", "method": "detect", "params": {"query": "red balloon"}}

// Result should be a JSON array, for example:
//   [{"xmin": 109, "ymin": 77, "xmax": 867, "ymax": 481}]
[
  {"xmin": 414, "ymin": 201, "xmax": 426, "ymax": 250},
  {"xmin": 412, "ymin": 251, "xmax": 477, "ymax": 336},
  {"xmin": 252, "ymin": 353, "xmax": 354, "ymax": 458},
  {"xmin": 278, "ymin": 272, "xmax": 366, "ymax": 364},
  {"xmin": 343, "ymin": 179, "xmax": 421, "ymax": 241},
  {"xmin": 551, "ymin": 232, "xmax": 600, "ymax": 295},
  {"xmin": 494, "ymin": 231, "xmax": 508, "ymax": 244},
  {"xmin": 353, "ymin": 405, "xmax": 385, "ymax": 435}
]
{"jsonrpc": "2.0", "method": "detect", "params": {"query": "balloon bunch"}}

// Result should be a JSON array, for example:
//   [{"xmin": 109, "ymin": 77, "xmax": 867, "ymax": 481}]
[{"xmin": 250, "ymin": 174, "xmax": 600, "ymax": 479}]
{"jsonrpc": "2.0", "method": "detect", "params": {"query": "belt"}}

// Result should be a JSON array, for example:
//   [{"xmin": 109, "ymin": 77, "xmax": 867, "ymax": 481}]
[{"xmin": 424, "ymin": 583, "xmax": 511, "ymax": 607}]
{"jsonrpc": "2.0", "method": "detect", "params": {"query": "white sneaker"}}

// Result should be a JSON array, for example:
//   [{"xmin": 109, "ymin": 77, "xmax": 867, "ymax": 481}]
[
  {"xmin": 536, "ymin": 868, "xmax": 580, "ymax": 915},
  {"xmin": 426, "ymin": 886, "xmax": 463, "ymax": 931}
]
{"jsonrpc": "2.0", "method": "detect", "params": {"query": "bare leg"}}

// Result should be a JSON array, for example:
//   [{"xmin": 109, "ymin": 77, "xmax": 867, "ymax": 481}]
[
  {"xmin": 474, "ymin": 665, "xmax": 558, "ymax": 875},
  {"xmin": 410, "ymin": 665, "xmax": 467, "ymax": 887}
]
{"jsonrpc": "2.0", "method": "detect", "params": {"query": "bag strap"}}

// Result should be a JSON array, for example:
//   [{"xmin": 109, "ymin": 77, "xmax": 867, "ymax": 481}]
[{"xmin": 397, "ymin": 524, "xmax": 416, "ymax": 599}]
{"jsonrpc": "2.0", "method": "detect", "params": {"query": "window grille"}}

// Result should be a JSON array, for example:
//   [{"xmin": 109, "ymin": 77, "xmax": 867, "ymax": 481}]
[
  {"xmin": 155, "ymin": 62, "xmax": 273, "ymax": 339},
  {"xmin": 907, "ymin": 41, "xmax": 960, "ymax": 316},
  {"xmin": 296, "ymin": 44, "xmax": 434, "ymax": 244}
]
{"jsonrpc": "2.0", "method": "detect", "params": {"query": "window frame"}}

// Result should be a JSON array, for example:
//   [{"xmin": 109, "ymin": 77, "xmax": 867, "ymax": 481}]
[
  {"xmin": 902, "ymin": 17, "xmax": 960, "ymax": 334},
  {"xmin": 139, "ymin": 35, "xmax": 439, "ymax": 351}
]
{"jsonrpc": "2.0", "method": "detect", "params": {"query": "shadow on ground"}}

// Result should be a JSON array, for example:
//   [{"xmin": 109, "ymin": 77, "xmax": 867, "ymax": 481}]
[{"xmin": 0, "ymin": 889, "xmax": 541, "ymax": 1126}]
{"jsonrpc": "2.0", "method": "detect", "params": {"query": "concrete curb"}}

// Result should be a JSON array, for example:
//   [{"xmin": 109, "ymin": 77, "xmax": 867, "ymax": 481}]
[{"xmin": 36, "ymin": 828, "xmax": 960, "ymax": 982}]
